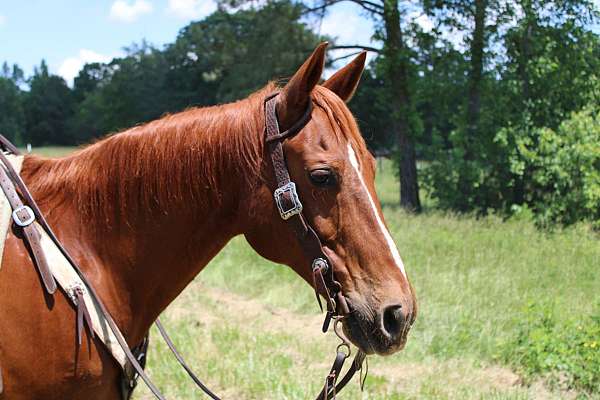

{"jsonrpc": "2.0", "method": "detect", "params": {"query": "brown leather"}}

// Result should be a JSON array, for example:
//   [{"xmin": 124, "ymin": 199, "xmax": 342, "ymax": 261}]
[
  {"xmin": 75, "ymin": 287, "xmax": 95, "ymax": 346},
  {"xmin": 121, "ymin": 335, "xmax": 150, "ymax": 400},
  {"xmin": 264, "ymin": 94, "xmax": 346, "ymax": 319},
  {"xmin": 155, "ymin": 319, "xmax": 221, "ymax": 400},
  {"xmin": 0, "ymin": 156, "xmax": 57, "ymax": 294}
]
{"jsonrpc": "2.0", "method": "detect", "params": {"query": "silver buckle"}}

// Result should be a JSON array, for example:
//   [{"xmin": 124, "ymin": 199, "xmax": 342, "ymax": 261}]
[
  {"xmin": 12, "ymin": 205, "xmax": 35, "ymax": 227},
  {"xmin": 274, "ymin": 182, "xmax": 303, "ymax": 220}
]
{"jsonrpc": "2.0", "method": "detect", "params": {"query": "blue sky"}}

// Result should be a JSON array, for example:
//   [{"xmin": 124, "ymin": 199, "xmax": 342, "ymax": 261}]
[
  {"xmin": 0, "ymin": 0, "xmax": 376, "ymax": 85},
  {"xmin": 0, "ymin": 1, "xmax": 597, "ymax": 86}
]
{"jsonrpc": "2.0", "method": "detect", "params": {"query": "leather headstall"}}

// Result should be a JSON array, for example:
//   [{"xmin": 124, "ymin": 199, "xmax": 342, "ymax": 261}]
[
  {"xmin": 264, "ymin": 93, "xmax": 366, "ymax": 399},
  {"xmin": 264, "ymin": 93, "xmax": 350, "ymax": 329}
]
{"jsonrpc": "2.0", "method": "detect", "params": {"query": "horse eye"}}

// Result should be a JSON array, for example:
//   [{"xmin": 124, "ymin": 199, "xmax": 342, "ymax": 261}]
[{"xmin": 309, "ymin": 168, "xmax": 335, "ymax": 187}]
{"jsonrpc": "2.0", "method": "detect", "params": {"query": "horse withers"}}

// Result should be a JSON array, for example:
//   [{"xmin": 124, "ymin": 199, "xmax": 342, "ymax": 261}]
[{"xmin": 0, "ymin": 43, "xmax": 416, "ymax": 399}]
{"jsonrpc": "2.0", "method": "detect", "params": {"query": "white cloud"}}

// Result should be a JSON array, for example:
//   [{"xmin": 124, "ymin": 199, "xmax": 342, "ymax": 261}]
[
  {"xmin": 166, "ymin": 0, "xmax": 217, "ymax": 20},
  {"xmin": 58, "ymin": 49, "xmax": 113, "ymax": 86},
  {"xmin": 0, "ymin": 14, "xmax": 6, "ymax": 26},
  {"xmin": 110, "ymin": 0, "xmax": 153, "ymax": 23}
]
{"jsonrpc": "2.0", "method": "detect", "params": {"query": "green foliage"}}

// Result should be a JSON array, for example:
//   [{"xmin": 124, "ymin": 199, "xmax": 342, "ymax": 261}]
[
  {"xmin": 501, "ymin": 302, "xmax": 600, "ymax": 394},
  {"xmin": 165, "ymin": 1, "xmax": 323, "ymax": 106},
  {"xmin": 349, "ymin": 66, "xmax": 395, "ymax": 152},
  {"xmin": 499, "ymin": 106, "xmax": 600, "ymax": 227},
  {"xmin": 0, "ymin": 77, "xmax": 25, "ymax": 144},
  {"xmin": 70, "ymin": 42, "xmax": 170, "ymax": 141},
  {"xmin": 423, "ymin": 0, "xmax": 600, "ymax": 221},
  {"xmin": 24, "ymin": 60, "xmax": 75, "ymax": 145},
  {"xmin": 66, "ymin": 1, "xmax": 323, "ymax": 142}
]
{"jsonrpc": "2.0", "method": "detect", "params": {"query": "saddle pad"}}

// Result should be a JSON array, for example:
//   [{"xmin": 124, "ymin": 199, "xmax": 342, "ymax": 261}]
[{"xmin": 0, "ymin": 155, "xmax": 128, "ymax": 370}]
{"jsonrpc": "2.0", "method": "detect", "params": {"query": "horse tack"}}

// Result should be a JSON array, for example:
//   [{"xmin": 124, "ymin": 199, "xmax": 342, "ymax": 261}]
[
  {"xmin": 0, "ymin": 136, "xmax": 165, "ymax": 400},
  {"xmin": 263, "ymin": 92, "xmax": 363, "ymax": 397},
  {"xmin": 0, "ymin": 89, "xmax": 366, "ymax": 400},
  {"xmin": 153, "ymin": 93, "xmax": 367, "ymax": 400},
  {"xmin": 0, "ymin": 151, "xmax": 56, "ymax": 295}
]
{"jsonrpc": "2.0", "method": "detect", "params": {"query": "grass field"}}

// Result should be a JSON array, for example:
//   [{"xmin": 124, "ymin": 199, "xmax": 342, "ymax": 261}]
[{"xmin": 31, "ymin": 147, "xmax": 600, "ymax": 399}]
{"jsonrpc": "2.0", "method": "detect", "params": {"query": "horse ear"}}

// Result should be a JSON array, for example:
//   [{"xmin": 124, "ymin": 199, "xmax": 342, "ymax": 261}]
[
  {"xmin": 322, "ymin": 51, "xmax": 367, "ymax": 102},
  {"xmin": 277, "ymin": 42, "xmax": 328, "ymax": 129}
]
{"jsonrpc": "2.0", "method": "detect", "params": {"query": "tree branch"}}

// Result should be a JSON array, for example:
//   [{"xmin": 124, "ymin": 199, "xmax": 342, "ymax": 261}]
[
  {"xmin": 303, "ymin": 0, "xmax": 343, "ymax": 14},
  {"xmin": 329, "ymin": 45, "xmax": 381, "ymax": 53},
  {"xmin": 348, "ymin": 0, "xmax": 384, "ymax": 15},
  {"xmin": 329, "ymin": 50, "xmax": 364, "ymax": 63},
  {"xmin": 304, "ymin": 0, "xmax": 383, "ymax": 16}
]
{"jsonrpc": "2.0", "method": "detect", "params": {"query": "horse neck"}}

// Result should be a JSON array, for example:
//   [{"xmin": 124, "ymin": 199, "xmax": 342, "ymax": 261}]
[{"xmin": 22, "ymin": 99, "xmax": 265, "ymax": 342}]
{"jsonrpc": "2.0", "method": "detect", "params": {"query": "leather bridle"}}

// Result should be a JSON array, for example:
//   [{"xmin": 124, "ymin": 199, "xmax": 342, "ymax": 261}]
[
  {"xmin": 0, "ymin": 91, "xmax": 367, "ymax": 400},
  {"xmin": 157, "ymin": 93, "xmax": 367, "ymax": 400},
  {"xmin": 264, "ymin": 92, "xmax": 350, "ymax": 329}
]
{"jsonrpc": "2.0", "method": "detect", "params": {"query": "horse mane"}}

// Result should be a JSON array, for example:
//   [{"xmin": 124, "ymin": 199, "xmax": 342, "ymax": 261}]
[{"xmin": 22, "ymin": 83, "xmax": 368, "ymax": 227}]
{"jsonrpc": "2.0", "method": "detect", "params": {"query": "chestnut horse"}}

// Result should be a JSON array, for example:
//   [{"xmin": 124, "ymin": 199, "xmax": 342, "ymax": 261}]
[{"xmin": 0, "ymin": 43, "xmax": 416, "ymax": 399}]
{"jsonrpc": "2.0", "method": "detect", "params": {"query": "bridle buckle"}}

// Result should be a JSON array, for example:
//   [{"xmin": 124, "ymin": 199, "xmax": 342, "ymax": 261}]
[
  {"xmin": 274, "ymin": 182, "xmax": 303, "ymax": 220},
  {"xmin": 12, "ymin": 205, "xmax": 35, "ymax": 227}
]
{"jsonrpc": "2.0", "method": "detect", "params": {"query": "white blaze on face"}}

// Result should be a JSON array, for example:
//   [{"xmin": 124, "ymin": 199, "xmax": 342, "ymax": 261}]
[{"xmin": 347, "ymin": 144, "xmax": 407, "ymax": 278}]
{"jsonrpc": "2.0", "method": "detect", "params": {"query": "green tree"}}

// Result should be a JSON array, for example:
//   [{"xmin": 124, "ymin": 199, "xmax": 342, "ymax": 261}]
[
  {"xmin": 24, "ymin": 60, "xmax": 75, "ymax": 145},
  {"xmin": 0, "ymin": 76, "xmax": 25, "ymax": 144},
  {"xmin": 70, "ymin": 43, "xmax": 169, "ymax": 141},
  {"xmin": 165, "ymin": 1, "xmax": 324, "ymax": 108},
  {"xmin": 69, "ymin": 2, "xmax": 322, "ymax": 142},
  {"xmin": 424, "ymin": 0, "xmax": 600, "ymax": 216}
]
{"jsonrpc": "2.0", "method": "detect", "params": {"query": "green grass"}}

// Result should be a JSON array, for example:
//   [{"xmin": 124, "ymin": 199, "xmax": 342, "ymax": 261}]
[{"xmin": 29, "ymin": 148, "xmax": 600, "ymax": 399}]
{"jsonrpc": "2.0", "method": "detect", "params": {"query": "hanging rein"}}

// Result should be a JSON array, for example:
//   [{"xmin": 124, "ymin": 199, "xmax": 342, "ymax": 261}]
[{"xmin": 0, "ymin": 91, "xmax": 367, "ymax": 399}]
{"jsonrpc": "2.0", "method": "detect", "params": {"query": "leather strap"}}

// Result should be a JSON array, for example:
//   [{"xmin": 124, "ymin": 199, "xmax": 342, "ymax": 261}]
[
  {"xmin": 155, "ymin": 319, "xmax": 222, "ymax": 400},
  {"xmin": 0, "ymin": 134, "xmax": 21, "ymax": 156},
  {"xmin": 264, "ymin": 95, "xmax": 343, "ymax": 315},
  {"xmin": 121, "ymin": 335, "xmax": 150, "ymax": 400},
  {"xmin": 75, "ymin": 287, "xmax": 95, "ymax": 346},
  {"xmin": 0, "ymin": 157, "xmax": 56, "ymax": 294}
]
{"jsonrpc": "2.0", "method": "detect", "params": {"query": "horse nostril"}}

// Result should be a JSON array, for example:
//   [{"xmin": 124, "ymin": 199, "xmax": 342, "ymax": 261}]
[{"xmin": 382, "ymin": 304, "xmax": 405, "ymax": 338}]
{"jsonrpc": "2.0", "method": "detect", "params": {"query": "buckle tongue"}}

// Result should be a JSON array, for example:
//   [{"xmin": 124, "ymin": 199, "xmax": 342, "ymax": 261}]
[{"xmin": 274, "ymin": 182, "xmax": 302, "ymax": 220}]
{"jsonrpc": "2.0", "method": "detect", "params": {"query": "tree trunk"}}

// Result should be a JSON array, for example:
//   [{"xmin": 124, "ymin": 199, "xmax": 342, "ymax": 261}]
[
  {"xmin": 458, "ymin": 0, "xmax": 486, "ymax": 211},
  {"xmin": 466, "ymin": 0, "xmax": 486, "ymax": 140},
  {"xmin": 513, "ymin": 2, "xmax": 534, "ymax": 206},
  {"xmin": 383, "ymin": 0, "xmax": 421, "ymax": 212}
]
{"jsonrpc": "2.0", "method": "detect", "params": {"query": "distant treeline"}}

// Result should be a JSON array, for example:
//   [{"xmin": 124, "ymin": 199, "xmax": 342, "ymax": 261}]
[{"xmin": 1, "ymin": 0, "xmax": 599, "ymax": 226}]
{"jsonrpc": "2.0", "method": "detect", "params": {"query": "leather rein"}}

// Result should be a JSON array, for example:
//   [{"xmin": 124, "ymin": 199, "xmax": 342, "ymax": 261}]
[{"xmin": 0, "ymin": 91, "xmax": 366, "ymax": 399}]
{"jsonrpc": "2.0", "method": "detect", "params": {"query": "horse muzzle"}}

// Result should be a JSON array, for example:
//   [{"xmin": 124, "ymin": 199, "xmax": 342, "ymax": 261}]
[{"xmin": 341, "ymin": 298, "xmax": 416, "ymax": 356}]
